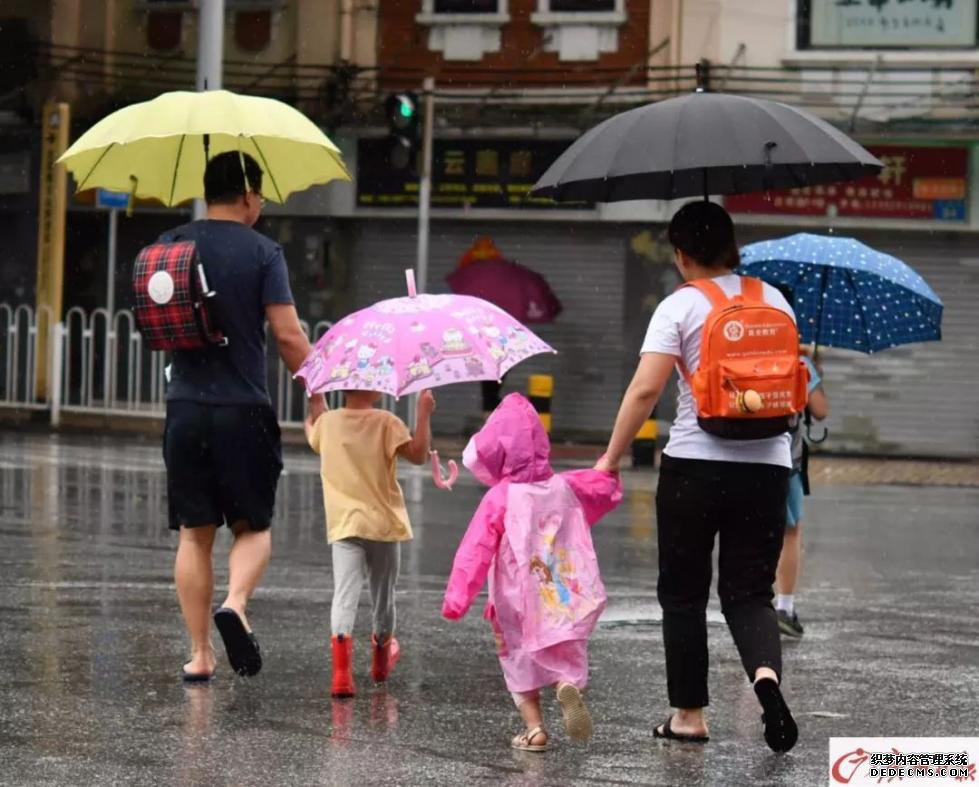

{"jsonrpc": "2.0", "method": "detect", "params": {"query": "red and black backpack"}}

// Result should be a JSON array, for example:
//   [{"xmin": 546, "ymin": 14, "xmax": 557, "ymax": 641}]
[{"xmin": 132, "ymin": 237, "xmax": 226, "ymax": 351}]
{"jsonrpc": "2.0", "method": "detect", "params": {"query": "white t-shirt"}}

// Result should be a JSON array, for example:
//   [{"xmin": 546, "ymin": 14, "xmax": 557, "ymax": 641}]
[{"xmin": 640, "ymin": 273, "xmax": 794, "ymax": 468}]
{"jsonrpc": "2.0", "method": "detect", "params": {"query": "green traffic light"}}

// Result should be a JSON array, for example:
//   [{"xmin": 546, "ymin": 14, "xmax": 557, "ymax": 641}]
[{"xmin": 386, "ymin": 93, "xmax": 417, "ymax": 134}]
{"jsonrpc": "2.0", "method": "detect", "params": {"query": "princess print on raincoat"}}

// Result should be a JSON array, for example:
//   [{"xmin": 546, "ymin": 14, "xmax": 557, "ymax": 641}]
[{"xmin": 442, "ymin": 393, "xmax": 621, "ymax": 694}]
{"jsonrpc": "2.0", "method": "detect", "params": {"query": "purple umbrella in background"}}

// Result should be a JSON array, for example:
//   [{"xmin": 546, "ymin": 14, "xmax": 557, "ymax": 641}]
[
  {"xmin": 448, "ymin": 238, "xmax": 560, "ymax": 416},
  {"xmin": 446, "ymin": 253, "xmax": 562, "ymax": 325}
]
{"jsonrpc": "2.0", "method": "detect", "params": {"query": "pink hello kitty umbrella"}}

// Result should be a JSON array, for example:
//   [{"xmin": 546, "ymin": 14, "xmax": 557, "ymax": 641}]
[{"xmin": 295, "ymin": 270, "xmax": 555, "ymax": 400}]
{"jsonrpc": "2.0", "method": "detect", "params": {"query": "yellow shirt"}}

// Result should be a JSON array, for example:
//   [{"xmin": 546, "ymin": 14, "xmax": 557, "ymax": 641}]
[{"xmin": 307, "ymin": 408, "xmax": 413, "ymax": 543}]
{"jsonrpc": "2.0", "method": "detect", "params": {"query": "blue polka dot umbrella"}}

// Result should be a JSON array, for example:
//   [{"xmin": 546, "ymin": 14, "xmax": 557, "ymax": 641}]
[{"xmin": 738, "ymin": 233, "xmax": 943, "ymax": 353}]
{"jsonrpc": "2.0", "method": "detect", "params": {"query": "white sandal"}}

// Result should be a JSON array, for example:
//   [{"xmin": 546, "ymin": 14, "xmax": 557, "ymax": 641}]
[
  {"xmin": 557, "ymin": 682, "xmax": 593, "ymax": 742},
  {"xmin": 511, "ymin": 725, "xmax": 549, "ymax": 752}
]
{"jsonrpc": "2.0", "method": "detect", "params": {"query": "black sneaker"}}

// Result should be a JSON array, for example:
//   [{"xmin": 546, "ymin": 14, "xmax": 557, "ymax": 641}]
[{"xmin": 777, "ymin": 609, "xmax": 804, "ymax": 638}]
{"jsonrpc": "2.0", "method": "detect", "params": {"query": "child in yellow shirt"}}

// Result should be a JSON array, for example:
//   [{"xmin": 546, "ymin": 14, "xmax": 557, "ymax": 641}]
[{"xmin": 305, "ymin": 389, "xmax": 435, "ymax": 697}]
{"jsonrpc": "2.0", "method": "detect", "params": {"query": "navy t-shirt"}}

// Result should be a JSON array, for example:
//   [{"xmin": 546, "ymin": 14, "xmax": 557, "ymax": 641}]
[{"xmin": 161, "ymin": 219, "xmax": 294, "ymax": 406}]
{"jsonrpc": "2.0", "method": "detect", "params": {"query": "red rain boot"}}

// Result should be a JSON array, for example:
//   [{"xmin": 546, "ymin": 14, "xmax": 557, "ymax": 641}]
[
  {"xmin": 331, "ymin": 634, "xmax": 355, "ymax": 698},
  {"xmin": 370, "ymin": 635, "xmax": 401, "ymax": 683}
]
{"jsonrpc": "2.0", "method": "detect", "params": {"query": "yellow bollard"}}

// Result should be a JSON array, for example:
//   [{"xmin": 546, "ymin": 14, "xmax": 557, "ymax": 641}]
[
  {"xmin": 528, "ymin": 374, "xmax": 553, "ymax": 434},
  {"xmin": 632, "ymin": 414, "xmax": 658, "ymax": 467}
]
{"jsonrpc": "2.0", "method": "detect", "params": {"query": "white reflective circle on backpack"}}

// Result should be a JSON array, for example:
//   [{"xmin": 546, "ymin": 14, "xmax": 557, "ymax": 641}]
[{"xmin": 147, "ymin": 271, "xmax": 175, "ymax": 305}]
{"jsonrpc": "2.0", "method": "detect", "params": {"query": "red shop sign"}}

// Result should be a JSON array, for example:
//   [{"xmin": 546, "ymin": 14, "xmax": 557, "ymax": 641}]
[{"xmin": 725, "ymin": 145, "xmax": 969, "ymax": 222}]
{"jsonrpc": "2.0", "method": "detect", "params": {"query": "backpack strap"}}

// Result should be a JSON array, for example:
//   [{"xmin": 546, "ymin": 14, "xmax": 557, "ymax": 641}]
[
  {"xmin": 158, "ymin": 229, "xmax": 183, "ymax": 244},
  {"xmin": 681, "ymin": 278, "xmax": 730, "ymax": 309},
  {"xmin": 675, "ymin": 278, "xmax": 731, "ymax": 386},
  {"xmin": 151, "ymin": 231, "xmax": 185, "ymax": 273},
  {"xmin": 739, "ymin": 276, "xmax": 765, "ymax": 302}
]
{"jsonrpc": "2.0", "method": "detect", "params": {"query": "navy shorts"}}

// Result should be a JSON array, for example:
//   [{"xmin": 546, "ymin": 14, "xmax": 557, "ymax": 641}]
[{"xmin": 164, "ymin": 401, "xmax": 283, "ymax": 531}]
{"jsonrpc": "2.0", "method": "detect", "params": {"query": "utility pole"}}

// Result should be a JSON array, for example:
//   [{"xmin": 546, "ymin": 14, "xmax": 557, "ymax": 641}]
[
  {"xmin": 194, "ymin": 0, "xmax": 224, "ymax": 220},
  {"xmin": 415, "ymin": 76, "xmax": 435, "ymax": 294},
  {"xmin": 409, "ymin": 77, "xmax": 435, "ymax": 432}
]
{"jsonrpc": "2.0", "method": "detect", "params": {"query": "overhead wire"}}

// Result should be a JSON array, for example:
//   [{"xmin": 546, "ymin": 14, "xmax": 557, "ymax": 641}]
[{"xmin": 23, "ymin": 40, "xmax": 979, "ymax": 128}]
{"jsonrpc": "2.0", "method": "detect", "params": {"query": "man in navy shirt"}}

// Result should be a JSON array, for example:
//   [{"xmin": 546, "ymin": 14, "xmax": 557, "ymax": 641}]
[{"xmin": 164, "ymin": 151, "xmax": 325, "ymax": 681}]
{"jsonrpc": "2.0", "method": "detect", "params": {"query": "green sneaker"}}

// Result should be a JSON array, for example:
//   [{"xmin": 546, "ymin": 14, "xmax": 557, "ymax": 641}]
[{"xmin": 777, "ymin": 609, "xmax": 804, "ymax": 638}]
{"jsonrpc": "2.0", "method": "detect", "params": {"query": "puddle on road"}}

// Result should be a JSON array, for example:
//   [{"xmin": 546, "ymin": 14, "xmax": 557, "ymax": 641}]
[{"xmin": 600, "ymin": 604, "xmax": 726, "ymax": 629}]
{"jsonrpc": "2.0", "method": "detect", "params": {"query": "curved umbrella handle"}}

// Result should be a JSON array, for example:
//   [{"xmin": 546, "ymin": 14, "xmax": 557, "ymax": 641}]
[
  {"xmin": 803, "ymin": 397, "xmax": 829, "ymax": 444},
  {"xmin": 806, "ymin": 423, "xmax": 830, "ymax": 444},
  {"xmin": 430, "ymin": 450, "xmax": 458, "ymax": 491}
]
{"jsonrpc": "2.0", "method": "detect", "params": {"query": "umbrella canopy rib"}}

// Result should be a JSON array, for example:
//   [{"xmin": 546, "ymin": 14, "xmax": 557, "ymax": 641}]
[
  {"xmin": 251, "ymin": 138, "xmax": 283, "ymax": 203},
  {"xmin": 845, "ymin": 267, "xmax": 873, "ymax": 352},
  {"xmin": 168, "ymin": 134, "xmax": 186, "ymax": 207},
  {"xmin": 75, "ymin": 143, "xmax": 115, "ymax": 193},
  {"xmin": 618, "ymin": 103, "xmax": 662, "ymax": 183}
]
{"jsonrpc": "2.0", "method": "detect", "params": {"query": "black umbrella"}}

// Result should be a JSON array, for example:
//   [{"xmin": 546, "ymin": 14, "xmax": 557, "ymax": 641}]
[{"xmin": 532, "ymin": 90, "xmax": 882, "ymax": 203}]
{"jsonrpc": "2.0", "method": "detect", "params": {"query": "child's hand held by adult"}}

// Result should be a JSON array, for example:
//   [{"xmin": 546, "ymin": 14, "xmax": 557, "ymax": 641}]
[{"xmin": 594, "ymin": 453, "xmax": 620, "ymax": 475}]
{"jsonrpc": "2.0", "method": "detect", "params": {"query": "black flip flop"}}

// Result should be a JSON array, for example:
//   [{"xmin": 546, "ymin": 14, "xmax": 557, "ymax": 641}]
[
  {"xmin": 213, "ymin": 607, "xmax": 262, "ymax": 677},
  {"xmin": 181, "ymin": 669, "xmax": 214, "ymax": 683},
  {"xmin": 754, "ymin": 677, "xmax": 798, "ymax": 753},
  {"xmin": 653, "ymin": 716, "xmax": 710, "ymax": 744}
]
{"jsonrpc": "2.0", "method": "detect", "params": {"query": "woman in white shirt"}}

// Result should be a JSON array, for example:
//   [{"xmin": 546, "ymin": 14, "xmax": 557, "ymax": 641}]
[{"xmin": 596, "ymin": 202, "xmax": 798, "ymax": 753}]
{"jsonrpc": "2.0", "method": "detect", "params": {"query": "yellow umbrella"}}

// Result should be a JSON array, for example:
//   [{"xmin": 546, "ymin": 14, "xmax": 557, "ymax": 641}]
[{"xmin": 57, "ymin": 89, "xmax": 351, "ymax": 206}]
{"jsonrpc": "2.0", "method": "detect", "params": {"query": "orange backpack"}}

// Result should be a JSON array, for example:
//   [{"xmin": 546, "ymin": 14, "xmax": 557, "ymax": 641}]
[{"xmin": 679, "ymin": 276, "xmax": 809, "ymax": 440}]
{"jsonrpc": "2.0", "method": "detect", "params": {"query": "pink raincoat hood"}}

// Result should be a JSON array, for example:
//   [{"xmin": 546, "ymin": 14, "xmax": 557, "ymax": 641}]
[{"xmin": 463, "ymin": 393, "xmax": 554, "ymax": 486}]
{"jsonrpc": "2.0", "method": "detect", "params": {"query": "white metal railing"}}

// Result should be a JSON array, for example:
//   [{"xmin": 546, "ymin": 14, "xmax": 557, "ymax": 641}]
[
  {"xmin": 1, "ymin": 302, "xmax": 54, "ymax": 410},
  {"xmin": 60, "ymin": 306, "xmax": 161, "ymax": 417},
  {"xmin": 1, "ymin": 303, "xmax": 399, "ymax": 427}
]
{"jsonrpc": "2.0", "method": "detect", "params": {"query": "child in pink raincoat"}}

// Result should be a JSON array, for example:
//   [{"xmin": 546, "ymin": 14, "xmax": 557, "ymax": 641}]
[{"xmin": 442, "ymin": 393, "xmax": 622, "ymax": 752}]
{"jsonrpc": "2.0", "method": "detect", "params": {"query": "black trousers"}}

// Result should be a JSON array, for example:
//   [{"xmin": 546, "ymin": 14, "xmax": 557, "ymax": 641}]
[{"xmin": 656, "ymin": 454, "xmax": 788, "ymax": 709}]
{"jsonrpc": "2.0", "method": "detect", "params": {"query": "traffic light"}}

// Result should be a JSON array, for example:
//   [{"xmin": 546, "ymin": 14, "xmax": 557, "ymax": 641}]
[{"xmin": 384, "ymin": 92, "xmax": 419, "ymax": 172}]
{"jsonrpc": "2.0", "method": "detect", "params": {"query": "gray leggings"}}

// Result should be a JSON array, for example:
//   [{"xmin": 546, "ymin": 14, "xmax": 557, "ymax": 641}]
[{"xmin": 331, "ymin": 537, "xmax": 400, "ymax": 639}]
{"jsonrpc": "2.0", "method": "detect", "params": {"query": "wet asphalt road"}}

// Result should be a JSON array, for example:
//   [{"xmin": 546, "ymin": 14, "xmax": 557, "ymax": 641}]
[{"xmin": 1, "ymin": 430, "xmax": 977, "ymax": 786}]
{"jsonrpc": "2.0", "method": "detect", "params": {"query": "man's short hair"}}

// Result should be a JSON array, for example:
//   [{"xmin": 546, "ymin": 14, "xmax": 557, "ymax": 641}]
[{"xmin": 204, "ymin": 151, "xmax": 264, "ymax": 205}]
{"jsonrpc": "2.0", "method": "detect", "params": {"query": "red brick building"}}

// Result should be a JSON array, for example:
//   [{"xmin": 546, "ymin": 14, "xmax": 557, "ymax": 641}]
[{"xmin": 377, "ymin": 0, "xmax": 652, "ymax": 89}]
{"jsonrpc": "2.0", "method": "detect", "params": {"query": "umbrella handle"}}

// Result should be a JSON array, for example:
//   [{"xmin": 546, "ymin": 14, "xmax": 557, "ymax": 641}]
[
  {"xmin": 807, "ymin": 424, "xmax": 829, "ymax": 444},
  {"xmin": 803, "ymin": 399, "xmax": 829, "ymax": 444},
  {"xmin": 430, "ymin": 451, "xmax": 458, "ymax": 491},
  {"xmin": 127, "ymin": 175, "xmax": 138, "ymax": 218}
]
